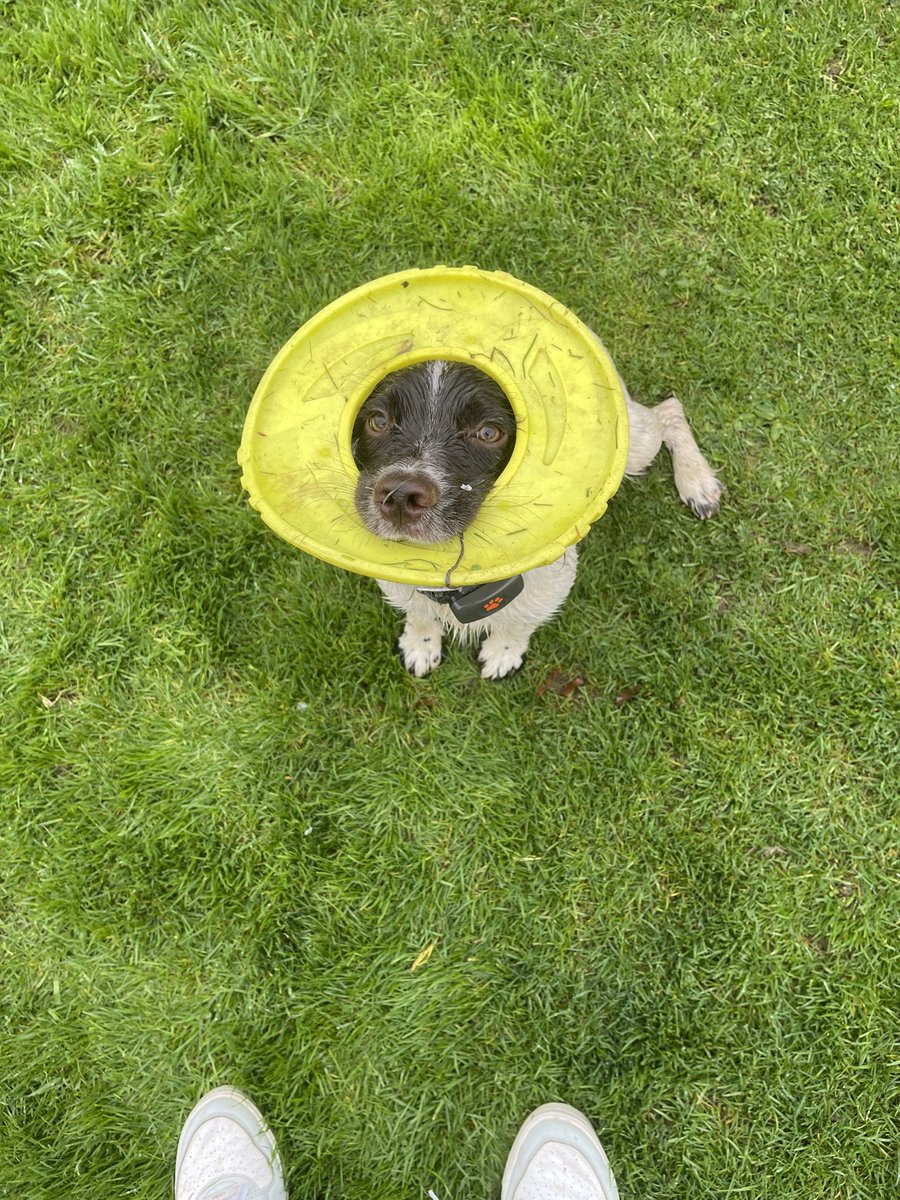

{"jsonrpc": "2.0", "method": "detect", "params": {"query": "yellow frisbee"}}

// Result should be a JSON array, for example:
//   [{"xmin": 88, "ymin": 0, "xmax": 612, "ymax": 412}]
[{"xmin": 238, "ymin": 266, "xmax": 629, "ymax": 587}]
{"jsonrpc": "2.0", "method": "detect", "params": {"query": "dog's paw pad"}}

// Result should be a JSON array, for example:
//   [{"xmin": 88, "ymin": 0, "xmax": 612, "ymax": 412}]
[
  {"xmin": 395, "ymin": 634, "xmax": 443, "ymax": 677},
  {"xmin": 479, "ymin": 643, "xmax": 527, "ymax": 681}
]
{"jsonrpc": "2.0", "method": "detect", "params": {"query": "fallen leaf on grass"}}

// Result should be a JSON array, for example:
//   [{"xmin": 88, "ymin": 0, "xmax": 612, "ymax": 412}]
[
  {"xmin": 535, "ymin": 669, "xmax": 563, "ymax": 697},
  {"xmin": 410, "ymin": 941, "xmax": 436, "ymax": 972},
  {"xmin": 614, "ymin": 684, "xmax": 642, "ymax": 707},
  {"xmin": 536, "ymin": 669, "xmax": 585, "ymax": 698}
]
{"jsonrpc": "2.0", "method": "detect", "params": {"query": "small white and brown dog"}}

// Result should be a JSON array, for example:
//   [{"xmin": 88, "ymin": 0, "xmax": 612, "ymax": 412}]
[{"xmin": 352, "ymin": 359, "xmax": 721, "ymax": 679}]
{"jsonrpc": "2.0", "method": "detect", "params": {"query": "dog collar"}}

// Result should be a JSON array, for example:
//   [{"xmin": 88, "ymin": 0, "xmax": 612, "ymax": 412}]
[
  {"xmin": 238, "ymin": 266, "xmax": 629, "ymax": 587},
  {"xmin": 417, "ymin": 575, "xmax": 525, "ymax": 624}
]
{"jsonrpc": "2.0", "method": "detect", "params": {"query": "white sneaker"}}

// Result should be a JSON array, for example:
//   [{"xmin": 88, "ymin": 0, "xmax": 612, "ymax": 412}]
[
  {"xmin": 501, "ymin": 1103, "xmax": 619, "ymax": 1200},
  {"xmin": 174, "ymin": 1086, "xmax": 287, "ymax": 1200}
]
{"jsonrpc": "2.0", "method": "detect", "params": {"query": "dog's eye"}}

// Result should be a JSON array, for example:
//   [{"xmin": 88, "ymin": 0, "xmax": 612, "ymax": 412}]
[
  {"xmin": 475, "ymin": 424, "xmax": 504, "ymax": 444},
  {"xmin": 366, "ymin": 412, "xmax": 390, "ymax": 434}
]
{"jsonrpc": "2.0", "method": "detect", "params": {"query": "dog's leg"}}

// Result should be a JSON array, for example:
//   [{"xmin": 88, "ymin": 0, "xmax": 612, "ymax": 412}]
[
  {"xmin": 477, "ymin": 612, "xmax": 534, "ymax": 680},
  {"xmin": 377, "ymin": 582, "xmax": 444, "ymax": 676},
  {"xmin": 477, "ymin": 550, "xmax": 578, "ymax": 680},
  {"xmin": 625, "ymin": 394, "xmax": 722, "ymax": 518}
]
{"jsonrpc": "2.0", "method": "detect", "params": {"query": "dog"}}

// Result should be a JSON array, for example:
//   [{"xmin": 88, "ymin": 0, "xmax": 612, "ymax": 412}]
[{"xmin": 352, "ymin": 359, "xmax": 721, "ymax": 679}]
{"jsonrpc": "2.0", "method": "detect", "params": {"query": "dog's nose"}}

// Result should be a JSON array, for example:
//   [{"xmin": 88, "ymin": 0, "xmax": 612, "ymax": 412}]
[{"xmin": 373, "ymin": 474, "xmax": 438, "ymax": 523}]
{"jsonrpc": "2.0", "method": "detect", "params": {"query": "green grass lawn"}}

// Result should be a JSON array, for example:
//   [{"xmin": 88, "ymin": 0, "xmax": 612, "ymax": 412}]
[{"xmin": 2, "ymin": 1, "xmax": 897, "ymax": 1196}]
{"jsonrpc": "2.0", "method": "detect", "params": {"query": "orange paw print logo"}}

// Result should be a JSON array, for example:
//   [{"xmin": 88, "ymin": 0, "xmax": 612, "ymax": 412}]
[{"xmin": 482, "ymin": 596, "xmax": 504, "ymax": 612}]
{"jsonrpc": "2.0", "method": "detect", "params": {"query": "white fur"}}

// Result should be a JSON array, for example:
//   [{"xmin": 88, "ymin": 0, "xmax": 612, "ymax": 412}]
[
  {"xmin": 380, "ymin": 392, "xmax": 721, "ymax": 679},
  {"xmin": 379, "ymin": 548, "xmax": 579, "ymax": 679},
  {"xmin": 624, "ymin": 394, "xmax": 722, "ymax": 518},
  {"xmin": 427, "ymin": 360, "xmax": 447, "ymax": 393}
]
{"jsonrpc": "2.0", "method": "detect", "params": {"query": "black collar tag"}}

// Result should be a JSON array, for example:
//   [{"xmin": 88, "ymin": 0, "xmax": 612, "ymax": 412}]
[{"xmin": 418, "ymin": 575, "xmax": 524, "ymax": 624}]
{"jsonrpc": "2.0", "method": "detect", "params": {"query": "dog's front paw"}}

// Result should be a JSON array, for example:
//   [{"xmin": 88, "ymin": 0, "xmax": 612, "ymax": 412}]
[
  {"xmin": 395, "ymin": 630, "xmax": 443, "ymax": 677},
  {"xmin": 676, "ymin": 464, "xmax": 723, "ymax": 520},
  {"xmin": 479, "ymin": 638, "xmax": 528, "ymax": 680}
]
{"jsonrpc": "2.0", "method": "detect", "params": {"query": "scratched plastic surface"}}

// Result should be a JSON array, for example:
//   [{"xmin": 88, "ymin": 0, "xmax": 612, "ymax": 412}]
[{"xmin": 238, "ymin": 266, "xmax": 629, "ymax": 587}]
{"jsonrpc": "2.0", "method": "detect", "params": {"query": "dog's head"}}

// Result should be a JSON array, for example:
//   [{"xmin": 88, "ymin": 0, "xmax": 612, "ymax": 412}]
[{"xmin": 351, "ymin": 360, "xmax": 516, "ymax": 544}]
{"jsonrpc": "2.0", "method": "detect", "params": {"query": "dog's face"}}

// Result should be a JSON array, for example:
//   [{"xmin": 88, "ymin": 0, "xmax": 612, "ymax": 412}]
[{"xmin": 352, "ymin": 360, "xmax": 516, "ymax": 544}]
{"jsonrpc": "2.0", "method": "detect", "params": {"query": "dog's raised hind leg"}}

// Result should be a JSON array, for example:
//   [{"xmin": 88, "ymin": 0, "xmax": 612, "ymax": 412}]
[{"xmin": 624, "ymin": 394, "xmax": 722, "ymax": 519}]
